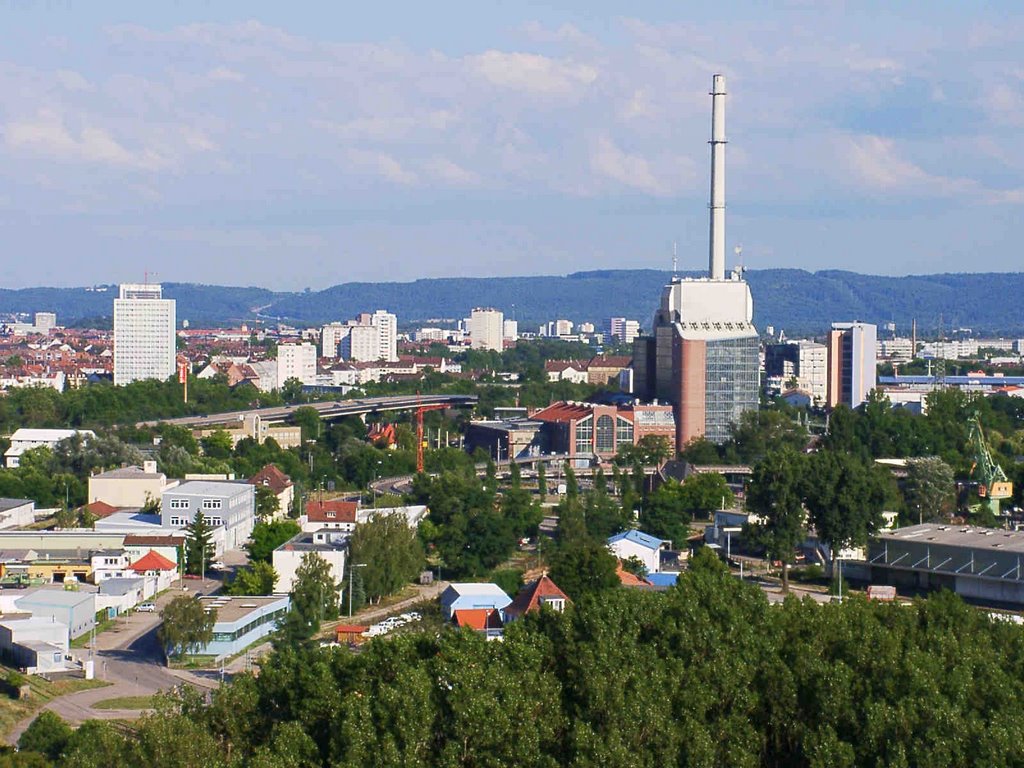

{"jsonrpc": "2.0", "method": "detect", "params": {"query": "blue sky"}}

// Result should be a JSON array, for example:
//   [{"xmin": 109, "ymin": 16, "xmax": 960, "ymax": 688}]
[{"xmin": 0, "ymin": 2, "xmax": 1022, "ymax": 289}]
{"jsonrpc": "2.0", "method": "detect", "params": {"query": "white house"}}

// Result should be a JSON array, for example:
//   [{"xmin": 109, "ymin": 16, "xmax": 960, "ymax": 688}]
[
  {"xmin": 5, "ymin": 428, "xmax": 94, "ymax": 468},
  {"xmin": 439, "ymin": 583, "xmax": 512, "ymax": 621},
  {"xmin": 607, "ymin": 530, "xmax": 664, "ymax": 575},
  {"xmin": 90, "ymin": 550, "xmax": 133, "ymax": 583},
  {"xmin": 0, "ymin": 499, "xmax": 36, "ymax": 530},
  {"xmin": 272, "ymin": 530, "xmax": 347, "ymax": 595}
]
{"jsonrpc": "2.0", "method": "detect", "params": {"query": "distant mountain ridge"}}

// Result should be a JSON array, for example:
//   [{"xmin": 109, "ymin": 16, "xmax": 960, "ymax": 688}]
[{"xmin": 2, "ymin": 270, "xmax": 1023, "ymax": 337}]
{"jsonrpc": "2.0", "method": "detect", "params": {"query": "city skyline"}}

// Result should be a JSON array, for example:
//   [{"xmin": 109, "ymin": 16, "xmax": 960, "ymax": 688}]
[{"xmin": 1, "ymin": 2, "xmax": 1023, "ymax": 289}]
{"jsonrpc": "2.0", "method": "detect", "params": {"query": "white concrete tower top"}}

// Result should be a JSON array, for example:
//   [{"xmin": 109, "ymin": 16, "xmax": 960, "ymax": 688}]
[{"xmin": 708, "ymin": 73, "xmax": 727, "ymax": 280}]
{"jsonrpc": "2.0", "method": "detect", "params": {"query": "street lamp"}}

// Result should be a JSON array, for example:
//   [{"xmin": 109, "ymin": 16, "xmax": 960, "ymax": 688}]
[{"xmin": 348, "ymin": 562, "xmax": 367, "ymax": 618}]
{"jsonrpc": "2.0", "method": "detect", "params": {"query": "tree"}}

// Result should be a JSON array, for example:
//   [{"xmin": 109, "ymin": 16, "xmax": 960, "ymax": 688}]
[
  {"xmin": 803, "ymin": 451, "xmax": 891, "ymax": 564},
  {"xmin": 226, "ymin": 561, "xmax": 279, "ymax": 596},
  {"xmin": 200, "ymin": 429, "xmax": 234, "ymax": 460},
  {"xmin": 292, "ymin": 406, "xmax": 321, "ymax": 442},
  {"xmin": 141, "ymin": 492, "xmax": 161, "ymax": 515},
  {"xmin": 184, "ymin": 512, "xmax": 215, "ymax": 576},
  {"xmin": 904, "ymin": 456, "xmax": 956, "ymax": 524},
  {"xmin": 246, "ymin": 519, "xmax": 300, "ymax": 564},
  {"xmin": 547, "ymin": 533, "xmax": 619, "ymax": 599},
  {"xmin": 284, "ymin": 553, "xmax": 340, "ymax": 640},
  {"xmin": 255, "ymin": 485, "xmax": 281, "ymax": 520},
  {"xmin": 615, "ymin": 434, "xmax": 674, "ymax": 466},
  {"xmin": 348, "ymin": 514, "xmax": 424, "ymax": 603},
  {"xmin": 158, "ymin": 595, "xmax": 215, "ymax": 659},
  {"xmin": 744, "ymin": 449, "xmax": 807, "ymax": 592},
  {"xmin": 281, "ymin": 377, "xmax": 305, "ymax": 403},
  {"xmin": 537, "ymin": 461, "xmax": 547, "ymax": 502},
  {"xmin": 18, "ymin": 711, "xmax": 72, "ymax": 762},
  {"xmin": 63, "ymin": 719, "xmax": 138, "ymax": 767}
]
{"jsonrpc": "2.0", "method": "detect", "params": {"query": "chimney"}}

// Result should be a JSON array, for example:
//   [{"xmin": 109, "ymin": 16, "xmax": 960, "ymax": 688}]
[
  {"xmin": 143, "ymin": 460, "xmax": 157, "ymax": 474},
  {"xmin": 708, "ymin": 74, "xmax": 727, "ymax": 280}
]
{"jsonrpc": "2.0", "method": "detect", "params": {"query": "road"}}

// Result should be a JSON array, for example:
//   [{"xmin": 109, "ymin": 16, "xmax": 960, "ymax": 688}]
[
  {"xmin": 6, "ymin": 578, "xmax": 222, "ymax": 745},
  {"xmin": 137, "ymin": 393, "xmax": 477, "ymax": 429}
]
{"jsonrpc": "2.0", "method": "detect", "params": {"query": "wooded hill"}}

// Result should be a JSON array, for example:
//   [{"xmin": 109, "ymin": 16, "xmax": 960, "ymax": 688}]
[{"xmin": 3, "ymin": 269, "xmax": 1024, "ymax": 335}]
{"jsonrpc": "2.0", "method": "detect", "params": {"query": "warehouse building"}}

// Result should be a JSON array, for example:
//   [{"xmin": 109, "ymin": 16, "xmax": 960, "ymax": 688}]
[{"xmin": 869, "ymin": 524, "xmax": 1024, "ymax": 605}]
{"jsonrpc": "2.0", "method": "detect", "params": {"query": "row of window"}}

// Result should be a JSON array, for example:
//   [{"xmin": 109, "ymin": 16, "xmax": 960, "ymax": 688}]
[
  {"xmin": 169, "ymin": 498, "xmax": 224, "ymax": 510},
  {"xmin": 170, "ymin": 515, "xmax": 223, "ymax": 527}
]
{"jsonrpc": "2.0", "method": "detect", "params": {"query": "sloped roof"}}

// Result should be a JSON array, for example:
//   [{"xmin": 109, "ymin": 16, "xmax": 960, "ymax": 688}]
[
  {"xmin": 587, "ymin": 355, "xmax": 632, "ymax": 369},
  {"xmin": 454, "ymin": 608, "xmax": 504, "ymax": 631},
  {"xmin": 305, "ymin": 499, "xmax": 358, "ymax": 524},
  {"xmin": 82, "ymin": 500, "xmax": 118, "ymax": 518},
  {"xmin": 607, "ymin": 529, "xmax": 664, "ymax": 551},
  {"xmin": 531, "ymin": 401, "xmax": 593, "ymax": 423},
  {"xmin": 616, "ymin": 561, "xmax": 651, "ymax": 587},
  {"xmin": 506, "ymin": 574, "xmax": 571, "ymax": 618},
  {"xmin": 130, "ymin": 550, "xmax": 177, "ymax": 572},
  {"xmin": 248, "ymin": 464, "xmax": 293, "ymax": 494}
]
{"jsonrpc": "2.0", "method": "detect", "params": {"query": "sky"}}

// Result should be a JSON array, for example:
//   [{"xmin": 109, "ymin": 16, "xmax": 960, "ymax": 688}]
[{"xmin": 0, "ymin": 1, "xmax": 1022, "ymax": 290}]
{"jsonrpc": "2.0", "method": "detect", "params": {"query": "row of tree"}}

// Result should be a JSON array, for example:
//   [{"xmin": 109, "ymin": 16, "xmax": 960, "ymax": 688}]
[{"xmin": 19, "ymin": 554, "xmax": 1024, "ymax": 767}]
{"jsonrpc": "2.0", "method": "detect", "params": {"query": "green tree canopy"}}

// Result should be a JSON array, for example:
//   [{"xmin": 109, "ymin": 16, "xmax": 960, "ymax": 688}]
[
  {"xmin": 158, "ymin": 595, "xmax": 216, "ymax": 659},
  {"xmin": 349, "ymin": 513, "xmax": 425, "ymax": 603}
]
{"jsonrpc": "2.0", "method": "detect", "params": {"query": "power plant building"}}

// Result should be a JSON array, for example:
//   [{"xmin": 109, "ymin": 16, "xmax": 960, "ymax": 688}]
[{"xmin": 632, "ymin": 74, "xmax": 759, "ymax": 446}]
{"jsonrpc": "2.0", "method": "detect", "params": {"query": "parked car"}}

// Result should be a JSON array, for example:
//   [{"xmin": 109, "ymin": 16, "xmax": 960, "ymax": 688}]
[{"xmin": 137, "ymin": 603, "xmax": 157, "ymax": 613}]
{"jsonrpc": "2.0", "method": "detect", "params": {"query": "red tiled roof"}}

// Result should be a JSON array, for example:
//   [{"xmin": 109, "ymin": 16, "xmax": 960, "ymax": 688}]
[
  {"xmin": 130, "ymin": 550, "xmax": 177, "ymax": 572},
  {"xmin": 82, "ymin": 500, "xmax": 118, "ymax": 518},
  {"xmin": 588, "ymin": 355, "xmax": 632, "ymax": 369},
  {"xmin": 454, "ymin": 608, "xmax": 504, "ymax": 631},
  {"xmin": 616, "ymin": 561, "xmax": 651, "ymax": 587},
  {"xmin": 248, "ymin": 464, "xmax": 293, "ymax": 494},
  {"xmin": 305, "ymin": 499, "xmax": 358, "ymax": 524},
  {"xmin": 506, "ymin": 574, "xmax": 571, "ymax": 618},
  {"xmin": 544, "ymin": 360, "xmax": 585, "ymax": 373},
  {"xmin": 335, "ymin": 624, "xmax": 368, "ymax": 635}
]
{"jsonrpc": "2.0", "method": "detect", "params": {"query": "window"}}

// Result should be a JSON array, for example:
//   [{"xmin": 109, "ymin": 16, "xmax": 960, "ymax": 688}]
[
  {"xmin": 326, "ymin": 511, "xmax": 336, "ymax": 518},
  {"xmin": 574, "ymin": 416, "xmax": 593, "ymax": 454},
  {"xmin": 202, "ymin": 498, "xmax": 222, "ymax": 510},
  {"xmin": 595, "ymin": 415, "xmax": 615, "ymax": 453},
  {"xmin": 169, "ymin": 499, "xmax": 187, "ymax": 509},
  {"xmin": 208, "ymin": 517, "xmax": 223, "ymax": 527},
  {"xmin": 169, "ymin": 516, "xmax": 186, "ymax": 527},
  {"xmin": 541, "ymin": 597, "xmax": 565, "ymax": 612}
]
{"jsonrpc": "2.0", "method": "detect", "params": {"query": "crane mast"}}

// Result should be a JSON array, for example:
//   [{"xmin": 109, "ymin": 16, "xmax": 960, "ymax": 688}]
[{"xmin": 968, "ymin": 412, "xmax": 1012, "ymax": 518}]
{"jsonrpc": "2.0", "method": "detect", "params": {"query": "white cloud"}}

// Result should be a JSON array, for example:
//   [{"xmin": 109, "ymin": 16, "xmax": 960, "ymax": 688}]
[
  {"xmin": 590, "ymin": 136, "xmax": 670, "ymax": 195},
  {"xmin": 2, "ymin": 110, "xmax": 170, "ymax": 171},
  {"xmin": 207, "ymin": 66, "xmax": 244, "ymax": 82},
  {"xmin": 466, "ymin": 50, "xmax": 598, "ymax": 96},
  {"xmin": 346, "ymin": 148, "xmax": 418, "ymax": 185},
  {"xmin": 420, "ymin": 157, "xmax": 480, "ymax": 187},
  {"xmin": 519, "ymin": 21, "xmax": 597, "ymax": 48},
  {"xmin": 55, "ymin": 69, "xmax": 94, "ymax": 91}
]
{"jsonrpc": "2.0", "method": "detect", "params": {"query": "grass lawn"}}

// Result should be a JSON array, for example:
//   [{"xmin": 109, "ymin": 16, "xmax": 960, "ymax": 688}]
[
  {"xmin": 0, "ymin": 669, "xmax": 110, "ymax": 743},
  {"xmin": 71, "ymin": 616, "xmax": 120, "ymax": 648},
  {"xmin": 92, "ymin": 695, "xmax": 157, "ymax": 711}
]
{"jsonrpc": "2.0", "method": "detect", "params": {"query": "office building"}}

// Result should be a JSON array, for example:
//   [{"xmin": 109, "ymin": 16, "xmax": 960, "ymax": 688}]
[
  {"xmin": 33, "ymin": 313, "xmax": 57, "ymax": 334},
  {"xmin": 632, "ymin": 74, "xmax": 760, "ymax": 446},
  {"xmin": 321, "ymin": 323, "xmax": 348, "ymax": 358},
  {"xmin": 503, "ymin": 319, "xmax": 519, "ymax": 341},
  {"xmin": 469, "ymin": 308, "xmax": 504, "ymax": 352},
  {"xmin": 277, "ymin": 343, "xmax": 317, "ymax": 388},
  {"xmin": 113, "ymin": 283, "xmax": 176, "ymax": 386},
  {"xmin": 827, "ymin": 322, "xmax": 877, "ymax": 409},
  {"xmin": 161, "ymin": 480, "xmax": 256, "ymax": 554}
]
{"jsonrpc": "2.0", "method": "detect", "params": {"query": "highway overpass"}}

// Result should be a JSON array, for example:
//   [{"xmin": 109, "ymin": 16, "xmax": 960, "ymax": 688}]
[{"xmin": 137, "ymin": 394, "xmax": 479, "ymax": 429}]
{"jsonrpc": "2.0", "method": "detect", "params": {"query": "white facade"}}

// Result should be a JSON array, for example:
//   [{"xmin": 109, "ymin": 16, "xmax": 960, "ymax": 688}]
[
  {"xmin": 469, "ymin": 308, "xmax": 504, "ymax": 352},
  {"xmin": 113, "ymin": 283, "xmax": 176, "ymax": 386},
  {"xmin": 161, "ymin": 480, "xmax": 256, "ymax": 554},
  {"xmin": 503, "ymin": 319, "xmax": 519, "ymax": 341},
  {"xmin": 90, "ymin": 551, "xmax": 133, "ymax": 583},
  {"xmin": 34, "ymin": 313, "xmax": 57, "ymax": 333},
  {"xmin": 321, "ymin": 323, "xmax": 349, "ymax": 358},
  {"xmin": 607, "ymin": 530, "xmax": 664, "ymax": 575},
  {"xmin": 4, "ymin": 428, "xmax": 94, "ymax": 469},
  {"xmin": 0, "ymin": 499, "xmax": 35, "ymax": 529},
  {"xmin": 371, "ymin": 310, "xmax": 398, "ymax": 362},
  {"xmin": 276, "ymin": 343, "xmax": 317, "ymax": 388},
  {"xmin": 88, "ymin": 464, "xmax": 175, "ymax": 508},
  {"xmin": 342, "ymin": 324, "xmax": 381, "ymax": 362},
  {"xmin": 272, "ymin": 531, "xmax": 347, "ymax": 594},
  {"xmin": 608, "ymin": 318, "xmax": 641, "ymax": 344}
]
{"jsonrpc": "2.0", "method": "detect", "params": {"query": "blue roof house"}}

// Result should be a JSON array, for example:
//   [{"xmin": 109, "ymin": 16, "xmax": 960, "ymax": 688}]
[
  {"xmin": 607, "ymin": 530, "xmax": 665, "ymax": 575},
  {"xmin": 439, "ymin": 583, "xmax": 512, "ymax": 621}
]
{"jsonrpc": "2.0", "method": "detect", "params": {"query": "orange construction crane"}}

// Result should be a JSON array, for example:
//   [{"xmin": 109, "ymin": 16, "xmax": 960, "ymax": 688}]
[{"xmin": 416, "ymin": 393, "xmax": 448, "ymax": 473}]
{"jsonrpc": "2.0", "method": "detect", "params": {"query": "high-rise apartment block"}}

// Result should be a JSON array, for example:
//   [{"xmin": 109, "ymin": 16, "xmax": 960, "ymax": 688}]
[
  {"xmin": 322, "ymin": 310, "xmax": 398, "ymax": 362},
  {"xmin": 277, "ymin": 343, "xmax": 317, "ymax": 388},
  {"xmin": 608, "ymin": 317, "xmax": 641, "ymax": 344},
  {"xmin": 113, "ymin": 283, "xmax": 176, "ymax": 386},
  {"xmin": 503, "ymin": 319, "xmax": 519, "ymax": 341},
  {"xmin": 33, "ymin": 312, "xmax": 57, "ymax": 334},
  {"xmin": 632, "ymin": 74, "xmax": 760, "ymax": 447},
  {"xmin": 764, "ymin": 340, "xmax": 828, "ymax": 403},
  {"xmin": 827, "ymin": 322, "xmax": 877, "ymax": 409},
  {"xmin": 469, "ymin": 308, "xmax": 504, "ymax": 352}
]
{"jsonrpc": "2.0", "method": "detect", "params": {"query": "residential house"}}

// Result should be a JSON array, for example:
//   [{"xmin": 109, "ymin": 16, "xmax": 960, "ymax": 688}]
[
  {"xmin": 0, "ymin": 499, "xmax": 35, "ymax": 530},
  {"xmin": 90, "ymin": 550, "xmax": 133, "ymax": 583},
  {"xmin": 5, "ymin": 428, "xmax": 94, "ymax": 468},
  {"xmin": 439, "ymin": 583, "xmax": 512, "ymax": 621},
  {"xmin": 248, "ymin": 464, "xmax": 294, "ymax": 519},
  {"xmin": 302, "ymin": 500, "xmax": 358, "ymax": 533},
  {"xmin": 272, "ymin": 530, "xmax": 348, "ymax": 594},
  {"xmin": 505, "ymin": 575, "xmax": 570, "ymax": 621},
  {"xmin": 88, "ymin": 462, "xmax": 176, "ymax": 508},
  {"xmin": 453, "ymin": 608, "xmax": 504, "ymax": 640},
  {"xmin": 607, "ymin": 530, "xmax": 665, "ymax": 575},
  {"xmin": 545, "ymin": 361, "xmax": 588, "ymax": 384},
  {"xmin": 129, "ymin": 550, "xmax": 178, "ymax": 591}
]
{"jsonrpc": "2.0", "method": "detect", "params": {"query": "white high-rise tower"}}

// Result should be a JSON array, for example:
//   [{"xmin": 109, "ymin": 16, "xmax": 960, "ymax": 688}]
[
  {"xmin": 113, "ymin": 284, "xmax": 176, "ymax": 385},
  {"xmin": 708, "ymin": 73, "xmax": 727, "ymax": 280}
]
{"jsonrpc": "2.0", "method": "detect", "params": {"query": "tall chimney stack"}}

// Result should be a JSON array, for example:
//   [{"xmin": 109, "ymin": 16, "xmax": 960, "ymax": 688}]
[{"xmin": 708, "ymin": 73, "xmax": 727, "ymax": 280}]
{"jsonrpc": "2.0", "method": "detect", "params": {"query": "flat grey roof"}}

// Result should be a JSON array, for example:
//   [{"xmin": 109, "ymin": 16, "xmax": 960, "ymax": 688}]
[
  {"xmin": 166, "ymin": 480, "xmax": 249, "ymax": 496},
  {"xmin": 276, "ymin": 531, "xmax": 348, "ymax": 553},
  {"xmin": 92, "ymin": 466, "xmax": 164, "ymax": 480},
  {"xmin": 199, "ymin": 595, "xmax": 288, "ymax": 624},
  {"xmin": 0, "ymin": 498, "xmax": 32, "ymax": 513},
  {"xmin": 876, "ymin": 524, "xmax": 1024, "ymax": 555}
]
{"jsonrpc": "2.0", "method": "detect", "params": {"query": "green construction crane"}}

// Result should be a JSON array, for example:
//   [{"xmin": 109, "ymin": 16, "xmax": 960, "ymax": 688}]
[{"xmin": 968, "ymin": 412, "xmax": 1013, "ymax": 518}]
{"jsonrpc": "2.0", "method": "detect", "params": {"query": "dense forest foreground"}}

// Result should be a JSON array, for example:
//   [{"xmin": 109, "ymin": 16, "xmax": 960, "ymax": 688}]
[{"xmin": 11, "ymin": 551, "xmax": 1024, "ymax": 768}]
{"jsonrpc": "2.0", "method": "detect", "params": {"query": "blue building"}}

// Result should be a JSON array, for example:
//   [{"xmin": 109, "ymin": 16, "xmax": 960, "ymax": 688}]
[
  {"xmin": 197, "ymin": 595, "xmax": 290, "ymax": 657},
  {"xmin": 439, "ymin": 583, "xmax": 512, "ymax": 620}
]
